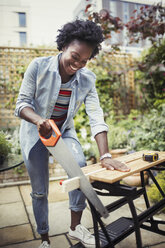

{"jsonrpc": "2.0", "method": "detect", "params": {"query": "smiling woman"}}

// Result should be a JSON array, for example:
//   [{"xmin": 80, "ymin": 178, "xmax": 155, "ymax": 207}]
[{"xmin": 15, "ymin": 19, "xmax": 129, "ymax": 248}]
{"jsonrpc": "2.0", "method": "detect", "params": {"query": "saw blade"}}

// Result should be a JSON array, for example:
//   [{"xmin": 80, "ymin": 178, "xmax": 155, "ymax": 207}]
[{"xmin": 47, "ymin": 138, "xmax": 109, "ymax": 218}]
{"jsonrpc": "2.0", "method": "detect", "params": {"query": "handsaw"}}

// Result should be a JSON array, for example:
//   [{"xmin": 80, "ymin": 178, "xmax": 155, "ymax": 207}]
[{"xmin": 39, "ymin": 120, "xmax": 109, "ymax": 218}]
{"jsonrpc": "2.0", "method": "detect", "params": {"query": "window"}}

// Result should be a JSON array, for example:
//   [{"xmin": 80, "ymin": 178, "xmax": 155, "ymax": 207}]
[
  {"xmin": 110, "ymin": 1, "xmax": 116, "ymax": 16},
  {"xmin": 18, "ymin": 12, "xmax": 26, "ymax": 27},
  {"xmin": 19, "ymin": 32, "xmax": 27, "ymax": 46},
  {"xmin": 123, "ymin": 2, "xmax": 129, "ymax": 12},
  {"xmin": 123, "ymin": 2, "xmax": 129, "ymax": 23}
]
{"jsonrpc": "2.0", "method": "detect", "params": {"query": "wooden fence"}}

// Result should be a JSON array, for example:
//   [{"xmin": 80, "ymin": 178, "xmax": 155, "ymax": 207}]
[
  {"xmin": 0, "ymin": 46, "xmax": 134, "ymax": 128},
  {"xmin": 108, "ymin": 53, "xmax": 135, "ymax": 116}
]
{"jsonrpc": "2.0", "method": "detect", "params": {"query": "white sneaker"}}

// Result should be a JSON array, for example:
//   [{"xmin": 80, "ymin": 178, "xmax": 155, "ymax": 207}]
[
  {"xmin": 69, "ymin": 224, "xmax": 95, "ymax": 248},
  {"xmin": 38, "ymin": 241, "xmax": 51, "ymax": 248}
]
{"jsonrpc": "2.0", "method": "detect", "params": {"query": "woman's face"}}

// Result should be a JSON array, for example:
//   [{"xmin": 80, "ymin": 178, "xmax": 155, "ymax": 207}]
[{"xmin": 59, "ymin": 40, "xmax": 93, "ymax": 79}]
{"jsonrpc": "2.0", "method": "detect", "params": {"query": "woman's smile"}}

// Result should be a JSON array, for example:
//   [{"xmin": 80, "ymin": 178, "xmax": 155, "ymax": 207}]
[{"xmin": 69, "ymin": 64, "xmax": 79, "ymax": 72}]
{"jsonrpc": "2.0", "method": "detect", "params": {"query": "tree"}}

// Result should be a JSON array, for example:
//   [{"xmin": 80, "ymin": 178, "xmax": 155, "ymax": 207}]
[
  {"xmin": 125, "ymin": 3, "xmax": 165, "ymax": 110},
  {"xmin": 135, "ymin": 38, "xmax": 165, "ymax": 110},
  {"xmin": 85, "ymin": 4, "xmax": 124, "ymax": 50},
  {"xmin": 126, "ymin": 3, "xmax": 165, "ymax": 45},
  {"xmin": 85, "ymin": 2, "xmax": 165, "ymax": 47},
  {"xmin": 85, "ymin": 1, "xmax": 165, "ymax": 110}
]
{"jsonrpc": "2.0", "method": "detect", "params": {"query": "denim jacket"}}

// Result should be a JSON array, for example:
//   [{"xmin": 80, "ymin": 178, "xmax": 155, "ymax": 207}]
[{"xmin": 15, "ymin": 54, "xmax": 108, "ymax": 159}]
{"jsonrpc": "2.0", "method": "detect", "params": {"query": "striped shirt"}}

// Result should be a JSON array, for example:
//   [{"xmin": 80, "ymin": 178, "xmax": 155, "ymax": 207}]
[{"xmin": 51, "ymin": 80, "xmax": 72, "ymax": 128}]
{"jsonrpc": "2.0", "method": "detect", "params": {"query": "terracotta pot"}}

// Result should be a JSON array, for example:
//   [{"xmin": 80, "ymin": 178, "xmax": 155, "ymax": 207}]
[
  {"xmin": 110, "ymin": 149, "xmax": 128, "ymax": 159},
  {"xmin": 122, "ymin": 171, "xmax": 149, "ymax": 187}
]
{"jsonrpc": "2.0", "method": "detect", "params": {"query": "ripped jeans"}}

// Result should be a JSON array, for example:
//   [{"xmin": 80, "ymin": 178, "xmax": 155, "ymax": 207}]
[{"xmin": 22, "ymin": 136, "xmax": 87, "ymax": 234}]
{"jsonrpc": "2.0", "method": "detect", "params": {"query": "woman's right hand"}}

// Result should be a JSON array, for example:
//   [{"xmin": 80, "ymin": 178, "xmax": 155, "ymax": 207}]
[
  {"xmin": 36, "ymin": 119, "xmax": 52, "ymax": 137},
  {"xmin": 20, "ymin": 107, "xmax": 52, "ymax": 137}
]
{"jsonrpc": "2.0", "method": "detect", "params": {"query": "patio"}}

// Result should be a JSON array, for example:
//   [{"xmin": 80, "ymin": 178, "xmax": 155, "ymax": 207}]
[{"xmin": 1, "ymin": 179, "xmax": 165, "ymax": 248}]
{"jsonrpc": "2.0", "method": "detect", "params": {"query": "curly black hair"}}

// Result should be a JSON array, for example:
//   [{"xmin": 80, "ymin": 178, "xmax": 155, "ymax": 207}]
[{"xmin": 56, "ymin": 19, "xmax": 104, "ymax": 59}]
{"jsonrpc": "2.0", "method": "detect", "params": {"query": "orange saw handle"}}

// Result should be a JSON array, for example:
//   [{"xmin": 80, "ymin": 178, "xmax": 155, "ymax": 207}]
[{"xmin": 39, "ymin": 119, "xmax": 61, "ymax": 147}]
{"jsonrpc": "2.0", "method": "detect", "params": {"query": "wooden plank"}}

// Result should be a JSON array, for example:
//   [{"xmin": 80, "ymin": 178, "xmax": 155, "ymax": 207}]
[
  {"xmin": 81, "ymin": 150, "xmax": 150, "ymax": 177},
  {"xmin": 62, "ymin": 168, "xmax": 106, "ymax": 192},
  {"xmin": 62, "ymin": 151, "xmax": 165, "ymax": 192},
  {"xmin": 62, "ymin": 177, "xmax": 80, "ymax": 193},
  {"xmin": 84, "ymin": 151, "xmax": 165, "ymax": 184}
]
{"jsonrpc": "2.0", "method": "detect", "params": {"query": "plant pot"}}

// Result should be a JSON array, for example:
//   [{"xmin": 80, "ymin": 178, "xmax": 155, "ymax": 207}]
[
  {"xmin": 110, "ymin": 149, "xmax": 128, "ymax": 159},
  {"xmin": 122, "ymin": 171, "xmax": 149, "ymax": 187},
  {"xmin": 0, "ymin": 155, "xmax": 5, "ymax": 165}
]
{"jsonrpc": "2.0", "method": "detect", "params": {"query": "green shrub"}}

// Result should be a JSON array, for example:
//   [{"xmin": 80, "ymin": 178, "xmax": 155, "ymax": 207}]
[
  {"xmin": 134, "ymin": 106, "xmax": 165, "ymax": 151},
  {"xmin": 5, "ymin": 127, "xmax": 21, "ymax": 155},
  {"xmin": 74, "ymin": 106, "xmax": 165, "ymax": 160},
  {"xmin": 147, "ymin": 171, "xmax": 165, "ymax": 213},
  {"xmin": 106, "ymin": 106, "xmax": 165, "ymax": 152},
  {"xmin": 135, "ymin": 39, "xmax": 165, "ymax": 111},
  {"xmin": 0, "ymin": 131, "xmax": 12, "ymax": 163}
]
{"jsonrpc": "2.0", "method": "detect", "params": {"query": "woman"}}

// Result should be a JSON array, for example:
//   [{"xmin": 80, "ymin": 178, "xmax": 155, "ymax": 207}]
[{"xmin": 15, "ymin": 19, "xmax": 130, "ymax": 248}]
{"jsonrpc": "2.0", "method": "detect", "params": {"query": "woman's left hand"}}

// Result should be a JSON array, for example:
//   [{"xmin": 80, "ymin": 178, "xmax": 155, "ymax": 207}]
[{"xmin": 101, "ymin": 158, "xmax": 130, "ymax": 172}]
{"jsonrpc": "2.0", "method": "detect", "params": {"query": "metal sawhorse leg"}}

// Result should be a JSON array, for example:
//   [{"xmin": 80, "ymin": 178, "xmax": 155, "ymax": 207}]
[{"xmin": 88, "ymin": 182, "xmax": 143, "ymax": 248}]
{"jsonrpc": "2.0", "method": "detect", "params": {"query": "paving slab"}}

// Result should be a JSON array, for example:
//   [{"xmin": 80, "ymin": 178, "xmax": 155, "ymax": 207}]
[
  {"xmin": 0, "ymin": 202, "xmax": 29, "ymax": 228},
  {"xmin": 19, "ymin": 184, "xmax": 32, "ymax": 206},
  {"xmin": 26, "ymin": 199, "xmax": 94, "ymax": 238},
  {"xmin": 1, "ymin": 239, "xmax": 41, "ymax": 248},
  {"xmin": 0, "ymin": 186, "xmax": 21, "ymax": 204},
  {"xmin": 0, "ymin": 224, "xmax": 34, "ymax": 247},
  {"xmin": 2, "ymin": 234, "xmax": 70, "ymax": 248},
  {"xmin": 47, "ymin": 200, "xmax": 68, "ymax": 236},
  {"xmin": 50, "ymin": 235, "xmax": 71, "ymax": 248},
  {"xmin": 26, "ymin": 200, "xmax": 70, "ymax": 238}
]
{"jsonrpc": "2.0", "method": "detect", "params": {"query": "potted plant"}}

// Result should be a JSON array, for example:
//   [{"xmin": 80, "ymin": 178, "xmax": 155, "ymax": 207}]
[{"xmin": 0, "ymin": 131, "xmax": 11, "ymax": 165}]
